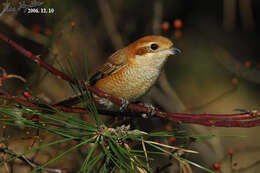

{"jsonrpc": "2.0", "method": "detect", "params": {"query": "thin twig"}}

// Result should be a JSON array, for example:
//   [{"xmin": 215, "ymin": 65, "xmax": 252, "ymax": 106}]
[
  {"xmin": 144, "ymin": 140, "xmax": 198, "ymax": 154},
  {"xmin": 238, "ymin": 0, "xmax": 255, "ymax": 31},
  {"xmin": 98, "ymin": 0, "xmax": 123, "ymax": 49},
  {"xmin": 223, "ymin": 0, "xmax": 236, "ymax": 31},
  {"xmin": 0, "ymin": 148, "xmax": 63, "ymax": 173},
  {"xmin": 0, "ymin": 74, "xmax": 27, "ymax": 85},
  {"xmin": 0, "ymin": 15, "xmax": 48, "ymax": 45},
  {"xmin": 0, "ymin": 2, "xmax": 10, "ymax": 16},
  {"xmin": 152, "ymin": 0, "xmax": 163, "ymax": 35},
  {"xmin": 141, "ymin": 137, "xmax": 149, "ymax": 167}
]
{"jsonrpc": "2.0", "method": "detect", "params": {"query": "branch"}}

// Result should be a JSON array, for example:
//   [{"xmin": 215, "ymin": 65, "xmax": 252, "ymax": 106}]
[
  {"xmin": 98, "ymin": 0, "xmax": 123, "ymax": 49},
  {"xmin": 1, "ymin": 32, "xmax": 260, "ymax": 127},
  {"xmin": 0, "ymin": 148, "xmax": 63, "ymax": 173},
  {"xmin": 223, "ymin": 0, "xmax": 236, "ymax": 31},
  {"xmin": 152, "ymin": 0, "xmax": 163, "ymax": 35},
  {"xmin": 0, "ymin": 89, "xmax": 143, "ymax": 117},
  {"xmin": 238, "ymin": 0, "xmax": 255, "ymax": 31},
  {"xmin": 0, "ymin": 15, "xmax": 48, "ymax": 45}
]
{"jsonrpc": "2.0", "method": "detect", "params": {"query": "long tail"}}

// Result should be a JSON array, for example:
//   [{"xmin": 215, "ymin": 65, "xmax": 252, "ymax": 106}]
[{"xmin": 54, "ymin": 94, "xmax": 85, "ymax": 107}]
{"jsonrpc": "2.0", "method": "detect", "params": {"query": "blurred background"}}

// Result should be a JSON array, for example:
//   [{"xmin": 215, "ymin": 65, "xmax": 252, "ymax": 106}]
[{"xmin": 0, "ymin": 0, "xmax": 260, "ymax": 172}]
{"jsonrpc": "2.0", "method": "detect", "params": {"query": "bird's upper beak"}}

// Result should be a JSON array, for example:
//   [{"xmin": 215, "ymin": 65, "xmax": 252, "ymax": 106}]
[{"xmin": 170, "ymin": 46, "xmax": 182, "ymax": 55}]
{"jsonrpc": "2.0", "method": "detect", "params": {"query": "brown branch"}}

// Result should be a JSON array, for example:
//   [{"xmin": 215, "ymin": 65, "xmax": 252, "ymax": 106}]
[
  {"xmin": 0, "ymin": 33, "xmax": 73, "ymax": 83},
  {"xmin": 0, "ymin": 148, "xmax": 63, "ymax": 173},
  {"xmin": 0, "ymin": 67, "xmax": 27, "ymax": 85},
  {"xmin": 223, "ymin": 0, "xmax": 236, "ymax": 31},
  {"xmin": 0, "ymin": 88, "xmax": 257, "ymax": 120},
  {"xmin": 0, "ymin": 89, "xmax": 148, "ymax": 117},
  {"xmin": 1, "ymin": 88, "xmax": 260, "ymax": 128},
  {"xmin": 98, "ymin": 0, "xmax": 123, "ymax": 49},
  {"xmin": 0, "ymin": 89, "xmax": 87, "ymax": 114},
  {"xmin": 152, "ymin": 0, "xmax": 163, "ymax": 35},
  {"xmin": 0, "ymin": 15, "xmax": 48, "ymax": 45},
  {"xmin": 1, "ymin": 32, "xmax": 260, "ymax": 127},
  {"xmin": 238, "ymin": 0, "xmax": 255, "ymax": 31}
]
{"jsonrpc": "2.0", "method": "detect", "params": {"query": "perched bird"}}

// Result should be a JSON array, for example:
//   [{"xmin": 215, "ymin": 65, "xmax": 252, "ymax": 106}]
[{"xmin": 55, "ymin": 35, "xmax": 181, "ymax": 108}]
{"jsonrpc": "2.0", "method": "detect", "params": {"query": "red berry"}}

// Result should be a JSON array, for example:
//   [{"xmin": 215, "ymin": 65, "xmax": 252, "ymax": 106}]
[
  {"xmin": 245, "ymin": 61, "xmax": 251, "ymax": 67},
  {"xmin": 24, "ymin": 92, "xmax": 30, "ymax": 98},
  {"xmin": 161, "ymin": 22, "xmax": 169, "ymax": 31},
  {"xmin": 173, "ymin": 19, "xmax": 182, "ymax": 29},
  {"xmin": 104, "ymin": 142, "xmax": 108, "ymax": 147},
  {"xmin": 44, "ymin": 28, "xmax": 52, "ymax": 35},
  {"xmin": 31, "ymin": 116, "xmax": 39, "ymax": 121},
  {"xmin": 165, "ymin": 124, "xmax": 173, "ymax": 131},
  {"xmin": 229, "ymin": 149, "xmax": 234, "ymax": 155},
  {"xmin": 31, "ymin": 24, "xmax": 41, "ymax": 33},
  {"xmin": 174, "ymin": 30, "xmax": 182, "ymax": 38},
  {"xmin": 69, "ymin": 51, "xmax": 73, "ymax": 57},
  {"xmin": 52, "ymin": 48, "xmax": 57, "ymax": 55},
  {"xmin": 71, "ymin": 21, "xmax": 76, "ymax": 27},
  {"xmin": 213, "ymin": 163, "xmax": 221, "ymax": 170},
  {"xmin": 164, "ymin": 153, "xmax": 169, "ymax": 157},
  {"xmin": 168, "ymin": 137, "xmax": 176, "ymax": 143},
  {"xmin": 231, "ymin": 78, "xmax": 238, "ymax": 85}
]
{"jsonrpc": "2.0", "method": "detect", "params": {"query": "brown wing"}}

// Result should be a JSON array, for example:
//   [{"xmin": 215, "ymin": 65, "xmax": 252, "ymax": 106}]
[
  {"xmin": 54, "ymin": 49, "xmax": 127, "ymax": 107},
  {"xmin": 89, "ymin": 49, "xmax": 127, "ymax": 85}
]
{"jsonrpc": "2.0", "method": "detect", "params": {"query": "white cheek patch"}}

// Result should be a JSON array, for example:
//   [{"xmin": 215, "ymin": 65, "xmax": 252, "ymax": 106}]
[
  {"xmin": 136, "ymin": 49, "xmax": 173, "ymax": 59},
  {"xmin": 135, "ymin": 54, "xmax": 150, "ymax": 64},
  {"xmin": 135, "ymin": 49, "xmax": 172, "ymax": 68},
  {"xmin": 157, "ymin": 49, "xmax": 174, "ymax": 56}
]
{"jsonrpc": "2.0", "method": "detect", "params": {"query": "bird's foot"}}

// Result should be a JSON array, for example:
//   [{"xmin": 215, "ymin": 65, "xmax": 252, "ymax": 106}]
[
  {"xmin": 139, "ymin": 103, "xmax": 157, "ymax": 118},
  {"xmin": 119, "ymin": 97, "xmax": 129, "ymax": 111}
]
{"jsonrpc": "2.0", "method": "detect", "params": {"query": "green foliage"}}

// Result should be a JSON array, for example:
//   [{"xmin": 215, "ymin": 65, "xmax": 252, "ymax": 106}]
[{"xmin": 0, "ymin": 103, "xmax": 217, "ymax": 172}]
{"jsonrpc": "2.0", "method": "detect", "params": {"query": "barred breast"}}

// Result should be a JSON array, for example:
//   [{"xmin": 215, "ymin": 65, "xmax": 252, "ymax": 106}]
[{"xmin": 94, "ymin": 64, "xmax": 160, "ymax": 101}]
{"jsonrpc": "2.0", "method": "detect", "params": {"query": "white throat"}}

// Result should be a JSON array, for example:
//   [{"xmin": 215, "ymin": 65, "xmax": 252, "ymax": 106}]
[{"xmin": 135, "ymin": 49, "xmax": 172, "ymax": 69}]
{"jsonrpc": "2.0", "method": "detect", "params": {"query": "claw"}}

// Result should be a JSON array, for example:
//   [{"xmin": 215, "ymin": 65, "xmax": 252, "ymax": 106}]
[
  {"xmin": 140, "ymin": 103, "xmax": 157, "ymax": 118},
  {"xmin": 249, "ymin": 109, "xmax": 259, "ymax": 117},
  {"xmin": 233, "ymin": 108, "xmax": 259, "ymax": 117},
  {"xmin": 233, "ymin": 108, "xmax": 248, "ymax": 113},
  {"xmin": 147, "ymin": 104, "xmax": 157, "ymax": 117},
  {"xmin": 119, "ymin": 97, "xmax": 129, "ymax": 111}
]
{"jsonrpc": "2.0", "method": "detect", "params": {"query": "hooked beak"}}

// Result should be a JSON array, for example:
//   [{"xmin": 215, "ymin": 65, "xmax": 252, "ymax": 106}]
[{"xmin": 170, "ymin": 46, "xmax": 182, "ymax": 55}]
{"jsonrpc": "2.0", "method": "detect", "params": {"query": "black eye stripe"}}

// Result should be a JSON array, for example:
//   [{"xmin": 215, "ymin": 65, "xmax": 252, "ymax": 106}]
[{"xmin": 150, "ymin": 43, "xmax": 159, "ymax": 50}]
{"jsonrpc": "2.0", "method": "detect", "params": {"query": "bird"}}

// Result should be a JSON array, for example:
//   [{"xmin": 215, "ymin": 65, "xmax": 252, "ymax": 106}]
[{"xmin": 55, "ymin": 35, "xmax": 181, "ymax": 108}]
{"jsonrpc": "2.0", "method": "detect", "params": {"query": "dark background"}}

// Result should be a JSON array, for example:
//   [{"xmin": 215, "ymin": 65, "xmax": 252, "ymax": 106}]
[{"xmin": 0, "ymin": 0, "xmax": 260, "ymax": 172}]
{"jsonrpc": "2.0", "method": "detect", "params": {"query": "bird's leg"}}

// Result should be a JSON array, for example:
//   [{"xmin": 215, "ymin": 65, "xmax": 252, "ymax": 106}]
[
  {"xmin": 139, "ymin": 103, "xmax": 157, "ymax": 118},
  {"xmin": 145, "ymin": 103, "xmax": 157, "ymax": 117},
  {"xmin": 119, "ymin": 97, "xmax": 129, "ymax": 111}
]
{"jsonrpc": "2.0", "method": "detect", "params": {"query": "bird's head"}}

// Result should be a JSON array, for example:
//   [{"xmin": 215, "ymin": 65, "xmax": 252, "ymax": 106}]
[{"xmin": 126, "ymin": 35, "xmax": 181, "ymax": 68}]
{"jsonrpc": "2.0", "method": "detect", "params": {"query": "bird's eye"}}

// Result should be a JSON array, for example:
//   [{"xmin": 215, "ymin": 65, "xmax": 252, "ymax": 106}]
[{"xmin": 150, "ymin": 43, "xmax": 159, "ymax": 50}]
